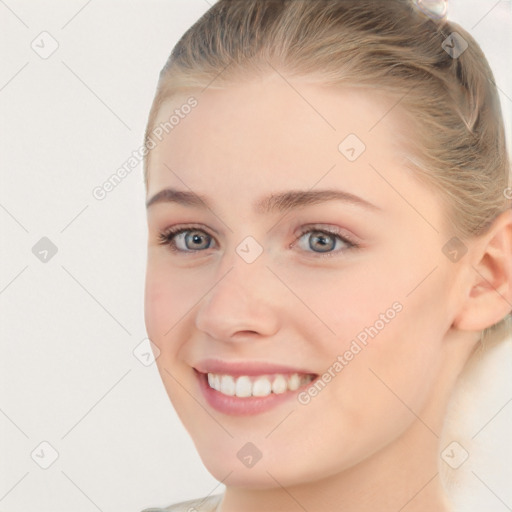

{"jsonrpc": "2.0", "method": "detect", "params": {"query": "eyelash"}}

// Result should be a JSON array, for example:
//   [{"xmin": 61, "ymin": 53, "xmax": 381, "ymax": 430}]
[{"xmin": 157, "ymin": 224, "xmax": 359, "ymax": 259}]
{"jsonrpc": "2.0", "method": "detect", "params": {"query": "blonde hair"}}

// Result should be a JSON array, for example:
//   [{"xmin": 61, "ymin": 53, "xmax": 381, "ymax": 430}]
[{"xmin": 143, "ymin": 0, "xmax": 512, "ymax": 334}]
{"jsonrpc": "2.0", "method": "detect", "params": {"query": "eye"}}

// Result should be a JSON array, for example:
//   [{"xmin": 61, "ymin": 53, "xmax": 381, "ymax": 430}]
[
  {"xmin": 293, "ymin": 226, "xmax": 357, "ymax": 257},
  {"xmin": 158, "ymin": 226, "xmax": 215, "ymax": 252},
  {"xmin": 157, "ymin": 224, "xmax": 358, "ymax": 257}
]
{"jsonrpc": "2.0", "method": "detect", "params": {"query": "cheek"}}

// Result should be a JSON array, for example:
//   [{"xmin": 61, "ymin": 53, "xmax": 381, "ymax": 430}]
[
  {"xmin": 144, "ymin": 256, "xmax": 199, "ymax": 335},
  {"xmin": 284, "ymin": 263, "xmax": 401, "ymax": 342},
  {"xmin": 339, "ymin": 289, "xmax": 446, "ymax": 422},
  {"xmin": 144, "ymin": 265, "xmax": 170, "ymax": 340},
  {"xmin": 302, "ymin": 261, "xmax": 448, "ymax": 428},
  {"xmin": 143, "ymin": 258, "xmax": 190, "ymax": 359},
  {"xmin": 309, "ymin": 317, "xmax": 442, "ymax": 469},
  {"xmin": 144, "ymin": 262, "xmax": 197, "ymax": 408}
]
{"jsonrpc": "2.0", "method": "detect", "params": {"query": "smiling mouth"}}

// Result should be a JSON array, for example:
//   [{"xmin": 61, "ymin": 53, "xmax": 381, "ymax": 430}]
[{"xmin": 206, "ymin": 372, "xmax": 316, "ymax": 398}]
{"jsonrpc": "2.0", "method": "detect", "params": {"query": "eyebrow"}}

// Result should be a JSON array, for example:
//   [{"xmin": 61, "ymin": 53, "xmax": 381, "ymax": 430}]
[{"xmin": 145, "ymin": 188, "xmax": 381, "ymax": 213}]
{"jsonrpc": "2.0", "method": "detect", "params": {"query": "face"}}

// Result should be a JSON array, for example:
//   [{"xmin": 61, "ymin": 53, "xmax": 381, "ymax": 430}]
[{"xmin": 144, "ymin": 74, "xmax": 463, "ymax": 488}]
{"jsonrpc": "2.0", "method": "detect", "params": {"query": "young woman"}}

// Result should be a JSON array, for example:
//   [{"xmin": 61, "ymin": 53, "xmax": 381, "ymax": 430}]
[{"xmin": 141, "ymin": 1, "xmax": 512, "ymax": 510}]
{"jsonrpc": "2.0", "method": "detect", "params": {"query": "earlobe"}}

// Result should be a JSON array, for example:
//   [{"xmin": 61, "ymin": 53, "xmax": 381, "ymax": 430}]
[{"xmin": 452, "ymin": 209, "xmax": 512, "ymax": 331}]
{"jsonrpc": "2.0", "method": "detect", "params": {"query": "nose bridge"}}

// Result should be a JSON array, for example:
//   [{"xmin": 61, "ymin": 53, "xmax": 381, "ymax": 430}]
[
  {"xmin": 212, "ymin": 233, "xmax": 271, "ymax": 300},
  {"xmin": 194, "ymin": 246, "xmax": 280, "ymax": 339}
]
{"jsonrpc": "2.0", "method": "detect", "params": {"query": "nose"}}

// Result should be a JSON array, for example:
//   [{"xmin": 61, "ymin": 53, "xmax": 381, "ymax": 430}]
[{"xmin": 195, "ymin": 258, "xmax": 281, "ymax": 342}]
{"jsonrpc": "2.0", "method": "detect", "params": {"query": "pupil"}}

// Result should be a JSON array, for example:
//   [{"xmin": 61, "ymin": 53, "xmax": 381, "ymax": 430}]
[
  {"xmin": 312, "ymin": 232, "xmax": 334, "ymax": 252},
  {"xmin": 188, "ymin": 231, "xmax": 208, "ymax": 249}
]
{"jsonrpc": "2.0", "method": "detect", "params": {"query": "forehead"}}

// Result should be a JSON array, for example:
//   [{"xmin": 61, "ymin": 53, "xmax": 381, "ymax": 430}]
[
  {"xmin": 152, "ymin": 75, "xmax": 406, "ymax": 149},
  {"xmin": 146, "ymin": 75, "xmax": 435, "ymax": 221}
]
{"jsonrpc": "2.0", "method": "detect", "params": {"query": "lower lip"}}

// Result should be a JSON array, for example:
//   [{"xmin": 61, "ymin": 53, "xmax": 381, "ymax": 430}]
[{"xmin": 195, "ymin": 370, "xmax": 314, "ymax": 416}]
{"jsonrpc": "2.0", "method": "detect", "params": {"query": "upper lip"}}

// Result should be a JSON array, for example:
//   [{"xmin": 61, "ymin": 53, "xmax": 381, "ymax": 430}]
[{"xmin": 193, "ymin": 359, "xmax": 317, "ymax": 377}]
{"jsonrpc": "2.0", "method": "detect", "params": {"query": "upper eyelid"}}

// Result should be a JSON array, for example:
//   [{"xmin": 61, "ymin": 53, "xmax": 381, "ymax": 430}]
[
  {"xmin": 160, "ymin": 224, "xmax": 349, "ymax": 239},
  {"xmin": 160, "ymin": 222, "xmax": 352, "ymax": 236}
]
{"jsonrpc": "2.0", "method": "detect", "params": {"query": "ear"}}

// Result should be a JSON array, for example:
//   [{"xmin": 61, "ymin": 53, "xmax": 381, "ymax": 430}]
[{"xmin": 453, "ymin": 208, "xmax": 512, "ymax": 331}]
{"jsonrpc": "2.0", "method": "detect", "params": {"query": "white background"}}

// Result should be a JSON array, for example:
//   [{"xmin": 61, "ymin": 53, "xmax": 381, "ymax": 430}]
[{"xmin": 0, "ymin": 1, "xmax": 511, "ymax": 511}]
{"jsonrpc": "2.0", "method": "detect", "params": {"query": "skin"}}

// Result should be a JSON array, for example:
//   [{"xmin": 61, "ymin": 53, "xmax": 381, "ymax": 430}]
[{"xmin": 144, "ymin": 73, "xmax": 512, "ymax": 512}]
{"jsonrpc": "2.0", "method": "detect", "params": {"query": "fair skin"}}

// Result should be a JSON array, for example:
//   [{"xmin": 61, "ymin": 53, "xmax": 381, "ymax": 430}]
[{"xmin": 144, "ymin": 73, "xmax": 512, "ymax": 512}]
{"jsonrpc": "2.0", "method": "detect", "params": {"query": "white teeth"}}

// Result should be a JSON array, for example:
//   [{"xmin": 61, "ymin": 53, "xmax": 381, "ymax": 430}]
[
  {"xmin": 272, "ymin": 375, "xmax": 287, "ymax": 394},
  {"xmin": 288, "ymin": 374, "xmax": 301, "ymax": 391},
  {"xmin": 206, "ymin": 372, "xmax": 314, "ymax": 397},
  {"xmin": 220, "ymin": 375, "xmax": 236, "ymax": 396},
  {"xmin": 235, "ymin": 376, "xmax": 252, "ymax": 398},
  {"xmin": 252, "ymin": 377, "xmax": 272, "ymax": 397}
]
